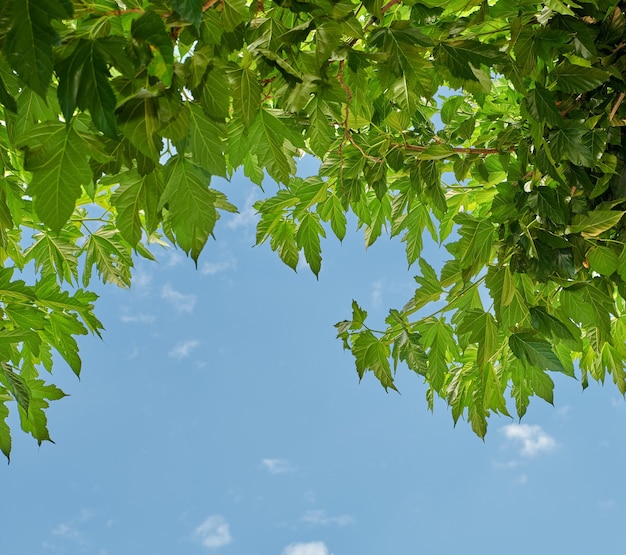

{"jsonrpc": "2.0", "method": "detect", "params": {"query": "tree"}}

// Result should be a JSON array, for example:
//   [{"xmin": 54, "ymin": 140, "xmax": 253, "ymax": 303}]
[{"xmin": 0, "ymin": 0, "xmax": 624, "ymax": 459}]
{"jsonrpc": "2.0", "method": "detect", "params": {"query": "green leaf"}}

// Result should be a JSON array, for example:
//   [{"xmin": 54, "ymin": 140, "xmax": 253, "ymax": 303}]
[
  {"xmin": 24, "ymin": 231, "xmax": 79, "ymax": 284},
  {"xmin": 232, "ymin": 68, "xmax": 262, "ymax": 128},
  {"xmin": 407, "ymin": 259, "xmax": 443, "ymax": 312},
  {"xmin": 587, "ymin": 246, "xmax": 619, "ymax": 276},
  {"xmin": 568, "ymin": 210, "xmax": 625, "ymax": 237},
  {"xmin": 83, "ymin": 228, "xmax": 133, "ymax": 288},
  {"xmin": 417, "ymin": 144, "xmax": 455, "ymax": 160},
  {"xmin": 307, "ymin": 98, "xmax": 335, "ymax": 158},
  {"xmin": 400, "ymin": 203, "xmax": 433, "ymax": 266},
  {"xmin": 201, "ymin": 68, "xmax": 230, "ymax": 120},
  {"xmin": 0, "ymin": 364, "xmax": 30, "ymax": 413},
  {"xmin": 117, "ymin": 95, "xmax": 163, "ymax": 160},
  {"xmin": 552, "ymin": 64, "xmax": 610, "ymax": 93},
  {"xmin": 457, "ymin": 310, "xmax": 500, "ymax": 367},
  {"xmin": 560, "ymin": 281, "xmax": 614, "ymax": 334},
  {"xmin": 0, "ymin": 401, "xmax": 11, "ymax": 461},
  {"xmin": 550, "ymin": 124, "xmax": 594, "ymax": 166},
  {"xmin": 509, "ymin": 332, "xmax": 566, "ymax": 373},
  {"xmin": 57, "ymin": 39, "xmax": 118, "ymax": 138},
  {"xmin": 295, "ymin": 211, "xmax": 325, "ymax": 277},
  {"xmin": 19, "ymin": 123, "xmax": 92, "ymax": 233},
  {"xmin": 172, "ymin": 0, "xmax": 203, "ymax": 28},
  {"xmin": 269, "ymin": 219, "xmax": 299, "ymax": 270},
  {"xmin": 454, "ymin": 213, "xmax": 495, "ymax": 272},
  {"xmin": 510, "ymin": 360, "xmax": 555, "ymax": 417},
  {"xmin": 3, "ymin": 0, "xmax": 71, "ymax": 96},
  {"xmin": 318, "ymin": 194, "xmax": 347, "ymax": 241},
  {"xmin": 486, "ymin": 267, "xmax": 531, "ymax": 330},
  {"xmin": 160, "ymin": 156, "xmax": 231, "ymax": 262},
  {"xmin": 223, "ymin": 0, "xmax": 247, "ymax": 31},
  {"xmin": 18, "ymin": 379, "xmax": 66, "ymax": 444},
  {"xmin": 603, "ymin": 343, "xmax": 626, "ymax": 395},
  {"xmin": 110, "ymin": 172, "xmax": 160, "ymax": 245},
  {"xmin": 436, "ymin": 40, "xmax": 504, "ymax": 81},
  {"xmin": 525, "ymin": 87, "xmax": 562, "ymax": 127},
  {"xmin": 417, "ymin": 317, "xmax": 457, "ymax": 393},
  {"xmin": 249, "ymin": 110, "xmax": 302, "ymax": 184},
  {"xmin": 529, "ymin": 306, "xmax": 579, "ymax": 350},
  {"xmin": 188, "ymin": 104, "xmax": 227, "ymax": 177},
  {"xmin": 352, "ymin": 330, "xmax": 397, "ymax": 391},
  {"xmin": 131, "ymin": 10, "xmax": 174, "ymax": 86}
]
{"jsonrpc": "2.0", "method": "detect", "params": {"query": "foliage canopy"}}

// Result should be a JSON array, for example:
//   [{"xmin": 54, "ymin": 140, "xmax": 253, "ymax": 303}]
[{"xmin": 0, "ymin": 0, "xmax": 625, "ymax": 458}]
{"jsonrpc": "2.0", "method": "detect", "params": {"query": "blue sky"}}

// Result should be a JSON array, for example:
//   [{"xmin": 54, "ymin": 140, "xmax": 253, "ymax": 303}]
[{"xmin": 2, "ymin": 165, "xmax": 626, "ymax": 555}]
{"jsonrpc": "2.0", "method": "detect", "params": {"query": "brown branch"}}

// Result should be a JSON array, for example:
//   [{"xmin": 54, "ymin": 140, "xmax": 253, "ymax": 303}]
[
  {"xmin": 102, "ymin": 8, "xmax": 144, "ymax": 16},
  {"xmin": 610, "ymin": 92, "xmax": 625, "ymax": 121},
  {"xmin": 402, "ymin": 144, "xmax": 514, "ymax": 156},
  {"xmin": 203, "ymin": 0, "xmax": 221, "ymax": 12},
  {"xmin": 337, "ymin": 60, "xmax": 382, "ymax": 164},
  {"xmin": 381, "ymin": 0, "xmax": 403, "ymax": 13}
]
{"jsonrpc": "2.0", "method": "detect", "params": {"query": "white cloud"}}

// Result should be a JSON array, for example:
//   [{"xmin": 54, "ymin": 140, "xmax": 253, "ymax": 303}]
[
  {"xmin": 194, "ymin": 515, "xmax": 232, "ymax": 550},
  {"xmin": 162, "ymin": 284, "xmax": 197, "ymax": 313},
  {"xmin": 52, "ymin": 523, "xmax": 81, "ymax": 540},
  {"xmin": 301, "ymin": 510, "xmax": 354, "ymax": 526},
  {"xmin": 169, "ymin": 340, "xmax": 200, "ymax": 359},
  {"xmin": 50, "ymin": 509, "xmax": 94, "ymax": 547},
  {"xmin": 167, "ymin": 250, "xmax": 185, "ymax": 267},
  {"xmin": 132, "ymin": 268, "xmax": 152, "ymax": 289},
  {"xmin": 555, "ymin": 405, "xmax": 571, "ymax": 419},
  {"xmin": 227, "ymin": 190, "xmax": 259, "ymax": 230},
  {"xmin": 371, "ymin": 280, "xmax": 383, "ymax": 308},
  {"xmin": 501, "ymin": 423, "xmax": 557, "ymax": 457},
  {"xmin": 492, "ymin": 459, "xmax": 519, "ymax": 469},
  {"xmin": 515, "ymin": 473, "xmax": 528, "ymax": 485},
  {"xmin": 283, "ymin": 541, "xmax": 331, "ymax": 555},
  {"xmin": 261, "ymin": 458, "xmax": 295, "ymax": 474},
  {"xmin": 120, "ymin": 312, "xmax": 155, "ymax": 324},
  {"xmin": 202, "ymin": 258, "xmax": 237, "ymax": 275}
]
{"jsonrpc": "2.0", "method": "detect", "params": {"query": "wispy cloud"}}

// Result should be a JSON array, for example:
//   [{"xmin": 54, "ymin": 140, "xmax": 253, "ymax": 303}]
[
  {"xmin": 49, "ymin": 509, "xmax": 94, "ymax": 549},
  {"xmin": 283, "ymin": 541, "xmax": 331, "ymax": 555},
  {"xmin": 162, "ymin": 284, "xmax": 197, "ymax": 313},
  {"xmin": 194, "ymin": 515, "xmax": 232, "ymax": 550},
  {"xmin": 301, "ymin": 510, "xmax": 354, "ymax": 526},
  {"xmin": 167, "ymin": 250, "xmax": 185, "ymax": 267},
  {"xmin": 132, "ymin": 268, "xmax": 152, "ymax": 289},
  {"xmin": 371, "ymin": 280, "xmax": 383, "ymax": 308},
  {"xmin": 501, "ymin": 423, "xmax": 557, "ymax": 457},
  {"xmin": 52, "ymin": 523, "xmax": 82, "ymax": 540},
  {"xmin": 227, "ymin": 190, "xmax": 259, "ymax": 230},
  {"xmin": 120, "ymin": 312, "xmax": 155, "ymax": 324},
  {"xmin": 555, "ymin": 405, "xmax": 571, "ymax": 419},
  {"xmin": 202, "ymin": 258, "xmax": 237, "ymax": 275},
  {"xmin": 261, "ymin": 458, "xmax": 295, "ymax": 475},
  {"xmin": 169, "ymin": 340, "xmax": 200, "ymax": 359}
]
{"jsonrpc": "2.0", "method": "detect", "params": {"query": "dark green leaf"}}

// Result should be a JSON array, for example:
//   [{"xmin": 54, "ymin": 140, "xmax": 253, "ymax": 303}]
[
  {"xmin": 552, "ymin": 64, "xmax": 610, "ymax": 93},
  {"xmin": 19, "ymin": 123, "xmax": 92, "ymax": 233},
  {"xmin": 509, "ymin": 332, "xmax": 566, "ymax": 373},
  {"xmin": 172, "ymin": 0, "xmax": 203, "ymax": 28},
  {"xmin": 57, "ymin": 39, "xmax": 118, "ymax": 138}
]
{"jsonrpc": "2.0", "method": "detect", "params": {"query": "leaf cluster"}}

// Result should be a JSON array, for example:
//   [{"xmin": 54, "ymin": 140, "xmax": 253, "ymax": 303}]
[{"xmin": 1, "ymin": 0, "xmax": 626, "ymax": 456}]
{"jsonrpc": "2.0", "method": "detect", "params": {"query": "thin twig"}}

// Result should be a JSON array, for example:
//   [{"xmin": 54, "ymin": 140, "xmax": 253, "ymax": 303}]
[
  {"xmin": 337, "ymin": 60, "xmax": 383, "ymax": 163},
  {"xmin": 402, "ymin": 144, "xmax": 513, "ymax": 156},
  {"xmin": 610, "ymin": 92, "xmax": 625, "ymax": 121},
  {"xmin": 381, "ymin": 0, "xmax": 403, "ymax": 12},
  {"xmin": 203, "ymin": 0, "xmax": 221, "ymax": 12}
]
